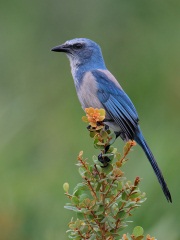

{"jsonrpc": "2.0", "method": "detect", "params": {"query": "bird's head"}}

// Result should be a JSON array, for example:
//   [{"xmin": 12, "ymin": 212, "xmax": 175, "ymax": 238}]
[{"xmin": 51, "ymin": 38, "xmax": 106, "ymax": 70}]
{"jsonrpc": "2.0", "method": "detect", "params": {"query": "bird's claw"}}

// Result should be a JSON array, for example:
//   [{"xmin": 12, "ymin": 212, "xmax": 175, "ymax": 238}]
[
  {"xmin": 87, "ymin": 125, "xmax": 91, "ymax": 130},
  {"xmin": 98, "ymin": 153, "xmax": 111, "ymax": 167}
]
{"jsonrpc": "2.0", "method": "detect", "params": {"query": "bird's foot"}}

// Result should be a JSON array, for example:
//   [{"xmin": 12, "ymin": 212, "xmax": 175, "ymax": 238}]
[
  {"xmin": 104, "ymin": 124, "xmax": 109, "ymax": 131},
  {"xmin": 87, "ymin": 125, "xmax": 91, "ymax": 130},
  {"xmin": 87, "ymin": 125, "xmax": 96, "ymax": 131},
  {"xmin": 87, "ymin": 122, "xmax": 109, "ymax": 131},
  {"xmin": 98, "ymin": 153, "xmax": 110, "ymax": 167}
]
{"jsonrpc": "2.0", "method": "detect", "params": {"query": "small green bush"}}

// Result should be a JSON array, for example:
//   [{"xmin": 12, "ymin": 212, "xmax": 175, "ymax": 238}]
[{"xmin": 63, "ymin": 108, "xmax": 156, "ymax": 240}]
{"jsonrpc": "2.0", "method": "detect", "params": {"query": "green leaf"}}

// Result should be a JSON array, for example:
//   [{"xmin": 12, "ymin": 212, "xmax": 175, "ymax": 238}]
[
  {"xmin": 92, "ymin": 155, "xmax": 100, "ymax": 165},
  {"xmin": 115, "ymin": 152, "xmax": 121, "ymax": 160},
  {"xmin": 64, "ymin": 206, "xmax": 81, "ymax": 212},
  {"xmin": 68, "ymin": 235, "xmax": 81, "ymax": 239},
  {"xmin": 111, "ymin": 203, "xmax": 119, "ymax": 216},
  {"xmin": 90, "ymin": 131, "xmax": 96, "ymax": 138},
  {"xmin": 118, "ymin": 223, "xmax": 128, "ymax": 231},
  {"xmin": 107, "ymin": 146, "xmax": 114, "ymax": 153},
  {"xmin": 132, "ymin": 226, "xmax": 144, "ymax": 237},
  {"xmin": 78, "ymin": 167, "xmax": 87, "ymax": 177},
  {"xmin": 94, "ymin": 142, "xmax": 105, "ymax": 149},
  {"xmin": 63, "ymin": 182, "xmax": 69, "ymax": 192},
  {"xmin": 124, "ymin": 201, "xmax": 136, "ymax": 208},
  {"xmin": 74, "ymin": 183, "xmax": 88, "ymax": 192},
  {"xmin": 73, "ymin": 183, "xmax": 90, "ymax": 198},
  {"xmin": 102, "ymin": 164, "xmax": 113, "ymax": 174},
  {"xmin": 102, "ymin": 153, "xmax": 114, "ymax": 161},
  {"xmin": 96, "ymin": 182, "xmax": 101, "ymax": 192},
  {"xmin": 76, "ymin": 212, "xmax": 84, "ymax": 220},
  {"xmin": 130, "ymin": 191, "xmax": 141, "ymax": 199},
  {"xmin": 111, "ymin": 147, "xmax": 117, "ymax": 154},
  {"xmin": 89, "ymin": 234, "xmax": 97, "ymax": 240},
  {"xmin": 117, "ymin": 181, "xmax": 123, "ymax": 191},
  {"xmin": 95, "ymin": 205, "xmax": 104, "ymax": 215},
  {"xmin": 100, "ymin": 130, "xmax": 108, "ymax": 140},
  {"xmin": 79, "ymin": 193, "xmax": 90, "ymax": 202},
  {"xmin": 74, "ymin": 219, "xmax": 84, "ymax": 228},
  {"xmin": 108, "ymin": 132, "xmax": 116, "ymax": 145},
  {"xmin": 116, "ymin": 210, "xmax": 127, "ymax": 219},
  {"xmin": 122, "ymin": 191, "xmax": 127, "ymax": 200},
  {"xmin": 71, "ymin": 196, "xmax": 79, "ymax": 205},
  {"xmin": 96, "ymin": 141, "xmax": 105, "ymax": 146},
  {"xmin": 106, "ymin": 215, "xmax": 116, "ymax": 228}
]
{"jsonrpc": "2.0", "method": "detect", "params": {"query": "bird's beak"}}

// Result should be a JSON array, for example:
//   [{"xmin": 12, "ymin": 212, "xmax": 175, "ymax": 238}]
[{"xmin": 51, "ymin": 44, "xmax": 70, "ymax": 53}]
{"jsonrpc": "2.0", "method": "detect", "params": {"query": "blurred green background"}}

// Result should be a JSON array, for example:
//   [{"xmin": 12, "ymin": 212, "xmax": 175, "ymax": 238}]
[{"xmin": 0, "ymin": 0, "xmax": 180, "ymax": 239}]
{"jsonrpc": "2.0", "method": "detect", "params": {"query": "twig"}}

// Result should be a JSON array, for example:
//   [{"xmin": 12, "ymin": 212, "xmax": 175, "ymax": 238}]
[
  {"xmin": 106, "ymin": 189, "xmax": 124, "ymax": 209},
  {"xmin": 120, "ymin": 140, "xmax": 136, "ymax": 164},
  {"xmin": 94, "ymin": 164, "xmax": 102, "ymax": 180},
  {"xmin": 78, "ymin": 152, "xmax": 94, "ymax": 178},
  {"xmin": 84, "ymin": 177, "xmax": 98, "ymax": 200},
  {"xmin": 104, "ymin": 179, "xmax": 116, "ymax": 199},
  {"xmin": 101, "ymin": 179, "xmax": 107, "ymax": 239}
]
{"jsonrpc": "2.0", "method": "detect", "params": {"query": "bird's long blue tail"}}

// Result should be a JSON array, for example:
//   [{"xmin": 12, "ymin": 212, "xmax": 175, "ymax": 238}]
[{"xmin": 135, "ymin": 130, "xmax": 172, "ymax": 202}]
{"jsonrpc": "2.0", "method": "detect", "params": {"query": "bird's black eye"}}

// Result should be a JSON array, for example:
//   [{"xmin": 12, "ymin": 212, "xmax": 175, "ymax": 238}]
[{"xmin": 72, "ymin": 43, "xmax": 83, "ymax": 50}]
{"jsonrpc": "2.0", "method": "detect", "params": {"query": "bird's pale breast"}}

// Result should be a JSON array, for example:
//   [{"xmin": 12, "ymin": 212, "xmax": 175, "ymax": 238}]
[
  {"xmin": 76, "ymin": 70, "xmax": 121, "ymax": 133},
  {"xmin": 77, "ymin": 71, "xmax": 103, "ymax": 110}
]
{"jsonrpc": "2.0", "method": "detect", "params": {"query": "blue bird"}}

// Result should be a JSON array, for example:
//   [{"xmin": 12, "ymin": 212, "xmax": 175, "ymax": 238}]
[{"xmin": 51, "ymin": 38, "xmax": 172, "ymax": 202}]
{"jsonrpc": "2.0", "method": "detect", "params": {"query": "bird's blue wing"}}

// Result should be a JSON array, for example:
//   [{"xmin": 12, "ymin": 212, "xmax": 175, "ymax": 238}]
[{"xmin": 92, "ymin": 70, "xmax": 139, "ymax": 140}]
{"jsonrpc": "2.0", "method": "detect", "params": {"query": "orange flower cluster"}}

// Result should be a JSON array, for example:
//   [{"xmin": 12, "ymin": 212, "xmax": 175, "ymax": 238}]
[{"xmin": 82, "ymin": 107, "xmax": 105, "ymax": 128}]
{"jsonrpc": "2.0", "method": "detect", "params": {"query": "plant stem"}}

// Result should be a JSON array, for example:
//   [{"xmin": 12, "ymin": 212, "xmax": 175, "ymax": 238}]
[
  {"xmin": 101, "ymin": 177, "xmax": 107, "ymax": 240},
  {"xmin": 85, "ymin": 177, "xmax": 98, "ymax": 200}
]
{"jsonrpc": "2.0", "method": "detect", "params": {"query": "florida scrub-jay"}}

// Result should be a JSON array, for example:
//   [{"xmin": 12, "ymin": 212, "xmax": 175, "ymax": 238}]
[{"xmin": 51, "ymin": 38, "xmax": 171, "ymax": 202}]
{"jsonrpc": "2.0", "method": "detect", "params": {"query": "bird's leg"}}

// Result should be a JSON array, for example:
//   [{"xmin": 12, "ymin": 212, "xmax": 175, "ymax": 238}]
[
  {"xmin": 88, "ymin": 119, "xmax": 109, "ymax": 131},
  {"xmin": 98, "ymin": 144, "xmax": 111, "ymax": 166},
  {"xmin": 88, "ymin": 119, "xmax": 121, "ymax": 167},
  {"xmin": 104, "ymin": 124, "xmax": 109, "ymax": 131},
  {"xmin": 87, "ymin": 125, "xmax": 97, "ymax": 131},
  {"xmin": 98, "ymin": 131, "xmax": 121, "ymax": 167},
  {"xmin": 98, "ymin": 153, "xmax": 110, "ymax": 167},
  {"xmin": 103, "ymin": 118, "xmax": 114, "ymax": 124},
  {"xmin": 114, "ymin": 131, "xmax": 121, "ymax": 138}
]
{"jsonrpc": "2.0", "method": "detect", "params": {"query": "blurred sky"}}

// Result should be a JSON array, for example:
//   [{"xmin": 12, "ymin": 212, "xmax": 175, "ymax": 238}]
[{"xmin": 0, "ymin": 0, "xmax": 180, "ymax": 239}]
